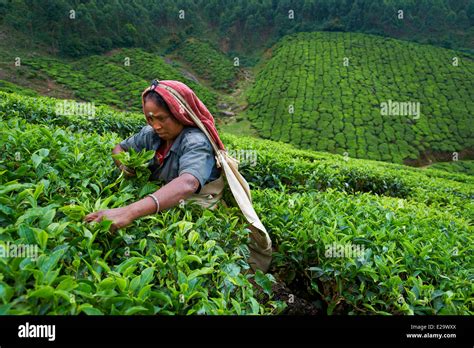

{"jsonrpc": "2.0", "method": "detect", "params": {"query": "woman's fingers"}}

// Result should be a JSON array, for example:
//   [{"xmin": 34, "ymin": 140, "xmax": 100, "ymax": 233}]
[
  {"xmin": 84, "ymin": 208, "xmax": 130, "ymax": 233},
  {"xmin": 84, "ymin": 211, "xmax": 103, "ymax": 222},
  {"xmin": 83, "ymin": 214, "xmax": 94, "ymax": 222},
  {"xmin": 92, "ymin": 215, "xmax": 104, "ymax": 223},
  {"xmin": 84, "ymin": 214, "xmax": 96, "ymax": 222}
]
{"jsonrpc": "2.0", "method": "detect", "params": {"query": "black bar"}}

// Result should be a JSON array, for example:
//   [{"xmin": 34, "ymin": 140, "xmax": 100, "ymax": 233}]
[{"xmin": 0, "ymin": 315, "xmax": 471, "ymax": 346}]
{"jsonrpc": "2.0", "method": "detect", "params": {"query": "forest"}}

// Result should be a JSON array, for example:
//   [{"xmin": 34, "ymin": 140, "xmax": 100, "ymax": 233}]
[{"xmin": 1, "ymin": 0, "xmax": 473, "ymax": 58}]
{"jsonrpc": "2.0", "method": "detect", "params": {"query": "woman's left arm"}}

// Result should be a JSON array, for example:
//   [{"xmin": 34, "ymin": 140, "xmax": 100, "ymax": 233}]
[{"xmin": 84, "ymin": 173, "xmax": 199, "ymax": 231}]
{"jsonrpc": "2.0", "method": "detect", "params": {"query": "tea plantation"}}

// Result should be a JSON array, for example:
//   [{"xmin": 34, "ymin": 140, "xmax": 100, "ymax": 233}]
[
  {"xmin": 170, "ymin": 38, "xmax": 238, "ymax": 92},
  {"xmin": 17, "ymin": 48, "xmax": 218, "ymax": 114},
  {"xmin": 1, "ymin": 92, "xmax": 472, "ymax": 315},
  {"xmin": 427, "ymin": 160, "xmax": 474, "ymax": 177},
  {"xmin": 247, "ymin": 32, "xmax": 473, "ymax": 164}
]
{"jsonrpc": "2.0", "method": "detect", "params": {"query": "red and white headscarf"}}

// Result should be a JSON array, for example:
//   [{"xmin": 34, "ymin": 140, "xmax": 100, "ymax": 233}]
[{"xmin": 142, "ymin": 79, "xmax": 225, "ymax": 150}]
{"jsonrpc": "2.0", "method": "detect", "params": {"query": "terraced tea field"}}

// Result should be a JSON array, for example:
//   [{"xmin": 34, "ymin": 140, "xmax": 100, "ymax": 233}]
[
  {"xmin": 247, "ymin": 32, "xmax": 473, "ymax": 164},
  {"xmin": 170, "ymin": 38, "xmax": 238, "ymax": 91},
  {"xmin": 18, "ymin": 49, "xmax": 218, "ymax": 114}
]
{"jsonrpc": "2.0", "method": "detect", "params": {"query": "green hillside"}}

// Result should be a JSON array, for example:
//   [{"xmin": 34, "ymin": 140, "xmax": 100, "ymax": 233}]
[
  {"xmin": 170, "ymin": 38, "xmax": 239, "ymax": 92},
  {"xmin": 0, "ymin": 92, "xmax": 472, "ymax": 315},
  {"xmin": 247, "ymin": 32, "xmax": 474, "ymax": 164},
  {"xmin": 2, "ymin": 48, "xmax": 218, "ymax": 114},
  {"xmin": 427, "ymin": 160, "xmax": 474, "ymax": 176},
  {"xmin": 0, "ymin": 80, "xmax": 38, "ymax": 97}
]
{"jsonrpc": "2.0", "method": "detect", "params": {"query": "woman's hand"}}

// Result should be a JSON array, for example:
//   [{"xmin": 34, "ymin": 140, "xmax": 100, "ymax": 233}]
[
  {"xmin": 84, "ymin": 207, "xmax": 135, "ymax": 232},
  {"xmin": 112, "ymin": 145, "xmax": 135, "ymax": 177},
  {"xmin": 83, "ymin": 174, "xmax": 199, "ymax": 232},
  {"xmin": 119, "ymin": 164, "xmax": 136, "ymax": 177}
]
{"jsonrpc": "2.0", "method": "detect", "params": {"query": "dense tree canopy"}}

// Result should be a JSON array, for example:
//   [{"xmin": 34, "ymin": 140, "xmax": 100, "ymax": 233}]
[{"xmin": 0, "ymin": 0, "xmax": 472, "ymax": 58}]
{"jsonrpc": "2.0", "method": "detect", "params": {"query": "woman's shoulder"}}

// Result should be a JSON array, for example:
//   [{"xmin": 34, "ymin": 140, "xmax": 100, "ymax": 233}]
[
  {"xmin": 138, "ymin": 125, "xmax": 160, "ymax": 143},
  {"xmin": 180, "ymin": 127, "xmax": 212, "ymax": 147},
  {"xmin": 134, "ymin": 125, "xmax": 157, "ymax": 138},
  {"xmin": 140, "ymin": 125, "xmax": 155, "ymax": 134}
]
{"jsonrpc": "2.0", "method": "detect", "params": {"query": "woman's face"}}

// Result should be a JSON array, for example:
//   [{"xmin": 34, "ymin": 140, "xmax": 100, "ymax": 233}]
[{"xmin": 144, "ymin": 100, "xmax": 184, "ymax": 142}]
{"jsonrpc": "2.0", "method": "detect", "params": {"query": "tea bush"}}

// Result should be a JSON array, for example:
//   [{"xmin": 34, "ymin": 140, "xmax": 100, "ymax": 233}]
[
  {"xmin": 221, "ymin": 134, "xmax": 474, "ymax": 222},
  {"xmin": 0, "ymin": 80, "xmax": 39, "ymax": 97},
  {"xmin": 428, "ymin": 160, "xmax": 474, "ymax": 176},
  {"xmin": 1, "ymin": 92, "xmax": 473, "ymax": 315},
  {"xmin": 0, "ymin": 118, "xmax": 283, "ymax": 315},
  {"xmin": 0, "ymin": 92, "xmax": 144, "ymax": 136},
  {"xmin": 254, "ymin": 189, "xmax": 473, "ymax": 314}
]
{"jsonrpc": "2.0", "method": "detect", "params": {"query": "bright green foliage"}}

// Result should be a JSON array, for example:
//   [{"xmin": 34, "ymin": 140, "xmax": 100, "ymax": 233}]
[
  {"xmin": 0, "ymin": 80, "xmax": 39, "ymax": 97},
  {"xmin": 20, "ymin": 49, "xmax": 217, "ymax": 114},
  {"xmin": 0, "ymin": 91, "xmax": 145, "ymax": 136},
  {"xmin": 112, "ymin": 149, "xmax": 155, "ymax": 171},
  {"xmin": 112, "ymin": 149, "xmax": 155, "ymax": 180},
  {"xmin": 221, "ymin": 134, "xmax": 474, "ymax": 222},
  {"xmin": 428, "ymin": 161, "xmax": 474, "ymax": 176},
  {"xmin": 172, "ymin": 39, "xmax": 238, "ymax": 91},
  {"xmin": 1, "ymin": 92, "xmax": 473, "ymax": 315},
  {"xmin": 0, "ymin": 118, "xmax": 283, "ymax": 315},
  {"xmin": 247, "ymin": 32, "xmax": 474, "ymax": 164},
  {"xmin": 255, "ymin": 189, "xmax": 472, "ymax": 314}
]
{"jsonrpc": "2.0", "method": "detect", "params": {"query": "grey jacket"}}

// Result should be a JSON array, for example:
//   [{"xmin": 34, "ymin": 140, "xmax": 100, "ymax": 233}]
[{"xmin": 119, "ymin": 126, "xmax": 221, "ymax": 192}]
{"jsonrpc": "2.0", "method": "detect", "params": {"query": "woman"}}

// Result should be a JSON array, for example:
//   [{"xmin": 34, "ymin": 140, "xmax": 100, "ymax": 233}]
[
  {"xmin": 84, "ymin": 79, "xmax": 272, "ymax": 272},
  {"xmin": 84, "ymin": 80, "xmax": 224, "ymax": 229}
]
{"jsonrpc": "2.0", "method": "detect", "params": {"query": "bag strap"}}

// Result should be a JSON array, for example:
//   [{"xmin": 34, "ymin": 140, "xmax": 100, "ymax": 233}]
[
  {"xmin": 159, "ymin": 84, "xmax": 223, "ymax": 162},
  {"xmin": 160, "ymin": 84, "xmax": 252, "ymax": 201},
  {"xmin": 159, "ymin": 83, "xmax": 272, "ymax": 254}
]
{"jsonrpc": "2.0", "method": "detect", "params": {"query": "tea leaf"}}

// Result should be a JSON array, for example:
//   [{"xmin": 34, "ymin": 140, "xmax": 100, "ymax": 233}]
[
  {"xmin": 254, "ymin": 270, "xmax": 274, "ymax": 296},
  {"xmin": 28, "ymin": 286, "xmax": 54, "ymax": 299},
  {"xmin": 33, "ymin": 228, "xmax": 49, "ymax": 250},
  {"xmin": 188, "ymin": 267, "xmax": 214, "ymax": 280}
]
